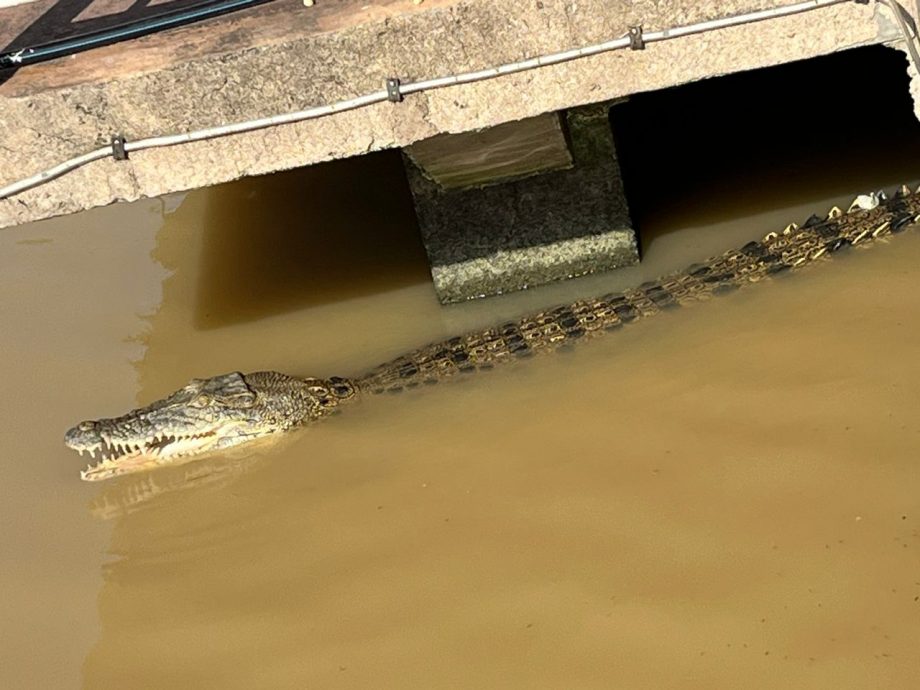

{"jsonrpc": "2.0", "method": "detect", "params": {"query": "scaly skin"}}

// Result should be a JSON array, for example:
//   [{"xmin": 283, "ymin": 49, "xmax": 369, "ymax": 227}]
[
  {"xmin": 65, "ymin": 186, "xmax": 920, "ymax": 481},
  {"xmin": 66, "ymin": 372, "xmax": 357, "ymax": 481}
]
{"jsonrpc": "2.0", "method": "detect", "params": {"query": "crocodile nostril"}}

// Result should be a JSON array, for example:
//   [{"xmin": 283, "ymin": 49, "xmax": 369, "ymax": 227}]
[{"xmin": 78, "ymin": 421, "xmax": 95, "ymax": 431}]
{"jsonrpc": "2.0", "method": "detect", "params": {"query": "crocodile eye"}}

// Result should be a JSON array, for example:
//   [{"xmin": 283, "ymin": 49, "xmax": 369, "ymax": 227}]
[{"xmin": 193, "ymin": 394, "xmax": 211, "ymax": 407}]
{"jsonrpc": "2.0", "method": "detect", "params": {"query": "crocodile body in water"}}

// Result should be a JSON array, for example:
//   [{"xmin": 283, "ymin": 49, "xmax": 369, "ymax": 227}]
[{"xmin": 65, "ymin": 186, "xmax": 920, "ymax": 481}]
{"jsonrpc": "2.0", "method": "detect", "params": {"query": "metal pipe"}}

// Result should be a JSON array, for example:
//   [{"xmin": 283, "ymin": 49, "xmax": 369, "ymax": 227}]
[{"xmin": 0, "ymin": 0, "xmax": 873, "ymax": 201}]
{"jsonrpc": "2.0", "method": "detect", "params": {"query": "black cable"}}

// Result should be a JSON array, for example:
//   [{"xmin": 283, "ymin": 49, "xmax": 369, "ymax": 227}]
[{"xmin": 0, "ymin": 0, "xmax": 275, "ymax": 70}]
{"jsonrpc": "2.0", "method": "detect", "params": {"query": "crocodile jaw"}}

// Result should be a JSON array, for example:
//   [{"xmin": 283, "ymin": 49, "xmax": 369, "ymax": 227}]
[
  {"xmin": 69, "ymin": 425, "xmax": 260, "ymax": 482},
  {"xmin": 64, "ymin": 371, "xmax": 280, "ymax": 481},
  {"xmin": 64, "ymin": 371, "xmax": 357, "ymax": 482}
]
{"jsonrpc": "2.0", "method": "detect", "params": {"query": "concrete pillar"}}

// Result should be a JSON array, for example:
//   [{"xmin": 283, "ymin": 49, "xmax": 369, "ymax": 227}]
[{"xmin": 404, "ymin": 102, "xmax": 637, "ymax": 303}]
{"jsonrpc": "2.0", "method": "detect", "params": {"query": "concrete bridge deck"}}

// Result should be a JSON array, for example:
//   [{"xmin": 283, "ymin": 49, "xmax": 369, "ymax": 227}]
[{"xmin": 0, "ymin": 0, "xmax": 916, "ymax": 229}]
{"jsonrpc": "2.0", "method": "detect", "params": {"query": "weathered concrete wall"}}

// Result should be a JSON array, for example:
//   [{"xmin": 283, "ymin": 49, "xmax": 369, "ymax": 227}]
[{"xmin": 0, "ymin": 0, "xmax": 912, "ymax": 228}]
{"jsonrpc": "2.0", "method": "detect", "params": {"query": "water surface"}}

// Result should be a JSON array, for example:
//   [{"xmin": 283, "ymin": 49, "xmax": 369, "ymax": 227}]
[{"xmin": 3, "ymin": 47, "xmax": 920, "ymax": 690}]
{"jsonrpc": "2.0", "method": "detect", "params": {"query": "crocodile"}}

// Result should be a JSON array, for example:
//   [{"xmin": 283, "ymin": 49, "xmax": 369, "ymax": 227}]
[{"xmin": 65, "ymin": 186, "xmax": 920, "ymax": 481}]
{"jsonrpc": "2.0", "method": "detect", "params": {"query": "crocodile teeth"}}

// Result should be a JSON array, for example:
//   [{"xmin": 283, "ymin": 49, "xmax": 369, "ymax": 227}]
[{"xmin": 849, "ymin": 193, "xmax": 880, "ymax": 212}]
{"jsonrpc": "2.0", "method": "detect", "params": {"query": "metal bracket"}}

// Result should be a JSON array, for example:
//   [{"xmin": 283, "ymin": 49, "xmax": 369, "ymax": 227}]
[
  {"xmin": 111, "ymin": 135, "xmax": 128, "ymax": 161},
  {"xmin": 628, "ymin": 25, "xmax": 645, "ymax": 50},
  {"xmin": 386, "ymin": 77, "xmax": 403, "ymax": 103}
]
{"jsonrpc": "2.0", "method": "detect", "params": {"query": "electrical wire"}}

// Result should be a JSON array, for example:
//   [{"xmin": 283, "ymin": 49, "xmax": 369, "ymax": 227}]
[{"xmin": 0, "ymin": 0, "xmax": 901, "ymax": 202}]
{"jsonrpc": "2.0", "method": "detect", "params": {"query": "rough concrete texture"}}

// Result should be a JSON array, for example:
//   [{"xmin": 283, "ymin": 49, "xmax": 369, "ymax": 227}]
[
  {"xmin": 912, "ymin": 63, "xmax": 920, "ymax": 114},
  {"xmin": 875, "ymin": 0, "xmax": 920, "ymax": 115},
  {"xmin": 0, "ymin": 0, "xmax": 908, "ymax": 228},
  {"xmin": 407, "ymin": 103, "xmax": 637, "ymax": 303},
  {"xmin": 898, "ymin": 31, "xmax": 920, "ymax": 116}
]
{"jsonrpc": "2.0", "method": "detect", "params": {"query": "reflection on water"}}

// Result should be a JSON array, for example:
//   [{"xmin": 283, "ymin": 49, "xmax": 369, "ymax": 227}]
[
  {"xmin": 195, "ymin": 153, "xmax": 429, "ymax": 329},
  {"xmin": 0, "ymin": 199, "xmax": 166, "ymax": 689},
  {"xmin": 89, "ymin": 190, "xmax": 920, "ymax": 689},
  {"xmin": 88, "ymin": 453, "xmax": 266, "ymax": 520},
  {"xmin": 2, "ymin": 45, "xmax": 920, "ymax": 690}
]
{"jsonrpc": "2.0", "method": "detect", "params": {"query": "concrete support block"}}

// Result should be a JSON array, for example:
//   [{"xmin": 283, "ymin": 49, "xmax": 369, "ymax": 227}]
[
  {"xmin": 405, "ymin": 112, "xmax": 573, "ymax": 189},
  {"xmin": 405, "ymin": 102, "xmax": 637, "ymax": 303}
]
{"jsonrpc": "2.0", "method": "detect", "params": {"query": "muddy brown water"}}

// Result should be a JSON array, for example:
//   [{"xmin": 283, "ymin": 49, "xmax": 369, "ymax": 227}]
[
  {"xmin": 4, "ymin": 156, "xmax": 920, "ymax": 689},
  {"xmin": 4, "ymin": 148, "xmax": 920, "ymax": 687}
]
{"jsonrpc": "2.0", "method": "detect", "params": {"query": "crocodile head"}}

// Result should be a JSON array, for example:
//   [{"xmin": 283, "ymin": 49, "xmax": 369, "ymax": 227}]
[{"xmin": 64, "ymin": 371, "xmax": 356, "ymax": 481}]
